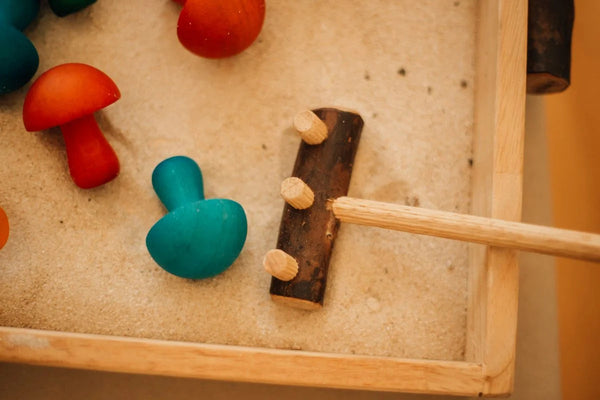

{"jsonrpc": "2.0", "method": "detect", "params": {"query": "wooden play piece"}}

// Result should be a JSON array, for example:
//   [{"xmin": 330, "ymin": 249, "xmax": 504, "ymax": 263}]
[
  {"xmin": 146, "ymin": 156, "xmax": 247, "ymax": 279},
  {"xmin": 0, "ymin": 207, "xmax": 8, "ymax": 249},
  {"xmin": 175, "ymin": 0, "xmax": 266, "ymax": 59},
  {"xmin": 293, "ymin": 110, "xmax": 329, "ymax": 145},
  {"xmin": 49, "ymin": 0, "xmax": 96, "ymax": 17},
  {"xmin": 269, "ymin": 108, "xmax": 363, "ymax": 310},
  {"xmin": 280, "ymin": 177, "xmax": 314, "ymax": 210},
  {"xmin": 527, "ymin": 0, "xmax": 574, "ymax": 94},
  {"xmin": 0, "ymin": 0, "xmax": 39, "ymax": 94},
  {"xmin": 22, "ymin": 63, "xmax": 121, "ymax": 189},
  {"xmin": 263, "ymin": 249, "xmax": 299, "ymax": 281},
  {"xmin": 332, "ymin": 197, "xmax": 600, "ymax": 262}
]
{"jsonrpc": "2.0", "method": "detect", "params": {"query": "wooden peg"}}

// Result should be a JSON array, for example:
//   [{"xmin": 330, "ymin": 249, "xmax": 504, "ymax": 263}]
[
  {"xmin": 294, "ymin": 110, "xmax": 328, "ymax": 145},
  {"xmin": 263, "ymin": 249, "xmax": 299, "ymax": 281},
  {"xmin": 280, "ymin": 177, "xmax": 314, "ymax": 209}
]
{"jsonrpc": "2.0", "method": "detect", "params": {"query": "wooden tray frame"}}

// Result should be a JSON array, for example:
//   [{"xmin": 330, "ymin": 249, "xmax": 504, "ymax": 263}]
[{"xmin": 0, "ymin": 1, "xmax": 527, "ymax": 396}]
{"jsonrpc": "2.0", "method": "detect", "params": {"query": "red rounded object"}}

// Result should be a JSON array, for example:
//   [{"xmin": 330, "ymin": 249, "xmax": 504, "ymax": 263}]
[
  {"xmin": 23, "ymin": 63, "xmax": 121, "ymax": 189},
  {"xmin": 0, "ymin": 207, "xmax": 8, "ymax": 250},
  {"xmin": 177, "ymin": 0, "xmax": 265, "ymax": 59},
  {"xmin": 23, "ymin": 63, "xmax": 120, "ymax": 132}
]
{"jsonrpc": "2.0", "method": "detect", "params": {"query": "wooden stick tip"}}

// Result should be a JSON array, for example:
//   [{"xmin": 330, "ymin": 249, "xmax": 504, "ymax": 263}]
[
  {"xmin": 263, "ymin": 249, "xmax": 299, "ymax": 281},
  {"xmin": 293, "ymin": 110, "xmax": 328, "ymax": 145},
  {"xmin": 280, "ymin": 177, "xmax": 314, "ymax": 209}
]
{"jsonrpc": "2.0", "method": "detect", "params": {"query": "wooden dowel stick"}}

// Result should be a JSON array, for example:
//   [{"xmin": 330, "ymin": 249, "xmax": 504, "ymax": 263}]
[{"xmin": 332, "ymin": 196, "xmax": 600, "ymax": 262}]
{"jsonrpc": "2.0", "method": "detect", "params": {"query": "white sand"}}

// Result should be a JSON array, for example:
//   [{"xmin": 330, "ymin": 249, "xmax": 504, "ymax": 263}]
[{"xmin": 0, "ymin": 0, "xmax": 475, "ymax": 360}]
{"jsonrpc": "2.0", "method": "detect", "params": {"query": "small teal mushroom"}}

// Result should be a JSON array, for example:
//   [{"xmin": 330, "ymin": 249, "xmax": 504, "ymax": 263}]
[
  {"xmin": 48, "ymin": 0, "xmax": 96, "ymax": 17},
  {"xmin": 0, "ymin": 0, "xmax": 39, "ymax": 94},
  {"xmin": 146, "ymin": 156, "xmax": 247, "ymax": 279}
]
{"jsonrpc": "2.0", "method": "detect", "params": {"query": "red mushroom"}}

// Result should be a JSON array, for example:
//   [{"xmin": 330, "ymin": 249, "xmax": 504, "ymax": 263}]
[
  {"xmin": 23, "ymin": 63, "xmax": 121, "ymax": 189},
  {"xmin": 175, "ymin": 0, "xmax": 266, "ymax": 59}
]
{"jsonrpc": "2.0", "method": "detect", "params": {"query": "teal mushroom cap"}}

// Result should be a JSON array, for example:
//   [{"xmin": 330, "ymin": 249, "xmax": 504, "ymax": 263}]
[
  {"xmin": 0, "ymin": 0, "xmax": 39, "ymax": 94},
  {"xmin": 146, "ymin": 156, "xmax": 248, "ymax": 279},
  {"xmin": 48, "ymin": 0, "xmax": 97, "ymax": 17}
]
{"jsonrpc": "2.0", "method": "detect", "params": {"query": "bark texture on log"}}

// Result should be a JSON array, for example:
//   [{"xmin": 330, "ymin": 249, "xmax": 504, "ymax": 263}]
[
  {"xmin": 527, "ymin": 0, "xmax": 574, "ymax": 94},
  {"xmin": 270, "ymin": 108, "xmax": 363, "ymax": 309}
]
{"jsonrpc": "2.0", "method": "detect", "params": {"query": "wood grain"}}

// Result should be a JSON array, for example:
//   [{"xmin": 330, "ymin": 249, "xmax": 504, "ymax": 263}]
[
  {"xmin": 332, "ymin": 197, "xmax": 600, "ymax": 261},
  {"xmin": 469, "ymin": 0, "xmax": 528, "ymax": 395},
  {"xmin": 0, "ymin": 327, "xmax": 486, "ymax": 396}
]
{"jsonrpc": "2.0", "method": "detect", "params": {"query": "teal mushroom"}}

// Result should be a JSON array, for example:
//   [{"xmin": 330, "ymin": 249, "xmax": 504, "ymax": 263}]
[
  {"xmin": 0, "ymin": 0, "xmax": 39, "ymax": 94},
  {"xmin": 48, "ymin": 0, "xmax": 96, "ymax": 17},
  {"xmin": 146, "ymin": 156, "xmax": 248, "ymax": 279}
]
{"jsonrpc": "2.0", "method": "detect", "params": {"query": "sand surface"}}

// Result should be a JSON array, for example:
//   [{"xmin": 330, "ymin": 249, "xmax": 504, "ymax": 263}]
[{"xmin": 0, "ymin": 0, "xmax": 475, "ymax": 360}]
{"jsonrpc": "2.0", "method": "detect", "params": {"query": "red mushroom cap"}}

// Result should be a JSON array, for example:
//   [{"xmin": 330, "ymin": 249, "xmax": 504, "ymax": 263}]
[{"xmin": 23, "ymin": 63, "xmax": 120, "ymax": 132}]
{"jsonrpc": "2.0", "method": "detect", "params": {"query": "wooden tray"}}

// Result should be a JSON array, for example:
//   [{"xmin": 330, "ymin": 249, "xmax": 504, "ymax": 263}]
[{"xmin": 0, "ymin": 0, "xmax": 526, "ymax": 396}]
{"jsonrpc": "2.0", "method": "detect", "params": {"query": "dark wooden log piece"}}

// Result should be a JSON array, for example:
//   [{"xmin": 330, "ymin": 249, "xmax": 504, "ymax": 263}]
[
  {"xmin": 270, "ymin": 108, "xmax": 363, "ymax": 310},
  {"xmin": 527, "ymin": 0, "xmax": 574, "ymax": 94}
]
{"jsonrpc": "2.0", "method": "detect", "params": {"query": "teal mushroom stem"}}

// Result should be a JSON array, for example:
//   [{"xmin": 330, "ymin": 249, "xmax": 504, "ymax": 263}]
[
  {"xmin": 152, "ymin": 155, "xmax": 205, "ymax": 212},
  {"xmin": 0, "ymin": 0, "xmax": 39, "ymax": 94},
  {"xmin": 146, "ymin": 156, "xmax": 248, "ymax": 279}
]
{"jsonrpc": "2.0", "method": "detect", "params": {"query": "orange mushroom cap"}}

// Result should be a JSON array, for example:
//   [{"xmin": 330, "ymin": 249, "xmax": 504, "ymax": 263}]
[{"xmin": 23, "ymin": 63, "xmax": 120, "ymax": 131}]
